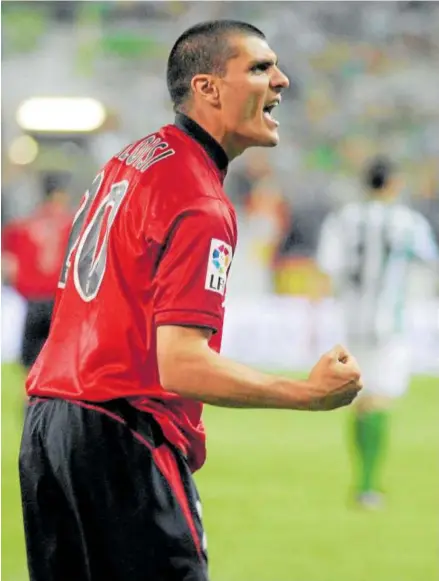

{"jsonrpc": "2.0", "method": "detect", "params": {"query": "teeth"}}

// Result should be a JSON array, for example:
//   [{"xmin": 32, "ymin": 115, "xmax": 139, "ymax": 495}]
[
  {"xmin": 263, "ymin": 101, "xmax": 280, "ymax": 126},
  {"xmin": 264, "ymin": 102, "xmax": 278, "ymax": 113}
]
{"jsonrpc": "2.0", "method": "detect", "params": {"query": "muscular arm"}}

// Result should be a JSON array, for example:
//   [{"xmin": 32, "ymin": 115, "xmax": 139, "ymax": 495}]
[
  {"xmin": 154, "ymin": 205, "xmax": 361, "ymax": 411},
  {"xmin": 157, "ymin": 325, "xmax": 360, "ymax": 411}
]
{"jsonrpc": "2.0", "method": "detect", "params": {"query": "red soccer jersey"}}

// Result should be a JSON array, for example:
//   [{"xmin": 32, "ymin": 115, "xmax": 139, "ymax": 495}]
[
  {"xmin": 26, "ymin": 115, "xmax": 237, "ymax": 472},
  {"xmin": 2, "ymin": 205, "xmax": 73, "ymax": 300}
]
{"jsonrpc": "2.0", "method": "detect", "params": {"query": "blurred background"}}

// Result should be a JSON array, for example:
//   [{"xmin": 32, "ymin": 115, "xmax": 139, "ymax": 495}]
[{"xmin": 1, "ymin": 2, "xmax": 438, "ymax": 581}]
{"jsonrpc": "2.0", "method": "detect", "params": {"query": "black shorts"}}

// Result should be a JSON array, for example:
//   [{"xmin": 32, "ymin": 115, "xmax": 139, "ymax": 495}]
[
  {"xmin": 19, "ymin": 397, "xmax": 208, "ymax": 581},
  {"xmin": 21, "ymin": 300, "xmax": 54, "ymax": 368}
]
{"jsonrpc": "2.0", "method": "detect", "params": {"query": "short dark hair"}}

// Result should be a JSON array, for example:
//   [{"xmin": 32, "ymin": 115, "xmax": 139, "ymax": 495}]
[
  {"xmin": 365, "ymin": 157, "xmax": 394, "ymax": 191},
  {"xmin": 167, "ymin": 20, "xmax": 265, "ymax": 111}
]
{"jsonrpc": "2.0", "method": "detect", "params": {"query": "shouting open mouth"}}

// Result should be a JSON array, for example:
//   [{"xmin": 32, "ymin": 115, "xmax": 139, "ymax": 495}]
[{"xmin": 263, "ymin": 98, "xmax": 281, "ymax": 128}]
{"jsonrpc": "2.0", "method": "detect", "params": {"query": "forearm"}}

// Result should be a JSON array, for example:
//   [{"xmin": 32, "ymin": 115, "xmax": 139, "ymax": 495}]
[{"xmin": 158, "ymin": 341, "xmax": 313, "ymax": 410}]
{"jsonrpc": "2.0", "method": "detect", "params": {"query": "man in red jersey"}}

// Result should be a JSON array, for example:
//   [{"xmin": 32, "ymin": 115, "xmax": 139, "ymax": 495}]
[
  {"xmin": 19, "ymin": 20, "xmax": 362, "ymax": 581},
  {"xmin": 2, "ymin": 173, "xmax": 72, "ymax": 370}
]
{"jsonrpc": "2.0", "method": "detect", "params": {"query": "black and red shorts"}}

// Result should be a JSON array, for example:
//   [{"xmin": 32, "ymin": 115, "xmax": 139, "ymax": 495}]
[{"xmin": 19, "ymin": 397, "xmax": 208, "ymax": 581}]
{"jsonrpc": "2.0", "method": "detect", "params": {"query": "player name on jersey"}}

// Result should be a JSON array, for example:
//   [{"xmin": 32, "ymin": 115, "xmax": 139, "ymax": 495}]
[{"xmin": 116, "ymin": 135, "xmax": 175, "ymax": 173}]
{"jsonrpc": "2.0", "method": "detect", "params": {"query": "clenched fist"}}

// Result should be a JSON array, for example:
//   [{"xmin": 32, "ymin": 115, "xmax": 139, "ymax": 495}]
[{"xmin": 306, "ymin": 345, "xmax": 363, "ymax": 410}]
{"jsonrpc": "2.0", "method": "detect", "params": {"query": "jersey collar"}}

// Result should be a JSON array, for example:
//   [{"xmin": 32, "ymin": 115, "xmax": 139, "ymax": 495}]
[{"xmin": 174, "ymin": 113, "xmax": 229, "ymax": 174}]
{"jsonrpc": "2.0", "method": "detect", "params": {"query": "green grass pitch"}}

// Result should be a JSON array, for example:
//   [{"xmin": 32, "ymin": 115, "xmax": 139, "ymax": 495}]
[{"xmin": 2, "ymin": 363, "xmax": 438, "ymax": 581}]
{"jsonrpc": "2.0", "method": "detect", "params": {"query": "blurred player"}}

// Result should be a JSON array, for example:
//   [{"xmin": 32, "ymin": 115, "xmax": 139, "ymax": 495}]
[
  {"xmin": 19, "ymin": 20, "xmax": 362, "ymax": 581},
  {"xmin": 317, "ymin": 157, "xmax": 438, "ymax": 509},
  {"xmin": 2, "ymin": 173, "xmax": 73, "ymax": 372}
]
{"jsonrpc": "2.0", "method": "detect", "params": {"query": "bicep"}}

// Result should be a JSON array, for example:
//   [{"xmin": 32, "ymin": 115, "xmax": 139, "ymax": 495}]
[
  {"xmin": 157, "ymin": 325, "xmax": 212, "ymax": 354},
  {"xmin": 157, "ymin": 325, "xmax": 212, "ymax": 389}
]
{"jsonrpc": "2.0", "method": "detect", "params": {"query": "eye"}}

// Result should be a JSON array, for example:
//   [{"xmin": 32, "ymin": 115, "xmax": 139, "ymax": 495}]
[{"xmin": 251, "ymin": 62, "xmax": 272, "ymax": 74}]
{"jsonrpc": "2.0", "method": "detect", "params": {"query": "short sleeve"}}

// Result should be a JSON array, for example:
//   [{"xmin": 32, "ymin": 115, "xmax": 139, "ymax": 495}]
[
  {"xmin": 153, "ymin": 205, "xmax": 235, "ymax": 333},
  {"xmin": 411, "ymin": 213, "xmax": 439, "ymax": 264}
]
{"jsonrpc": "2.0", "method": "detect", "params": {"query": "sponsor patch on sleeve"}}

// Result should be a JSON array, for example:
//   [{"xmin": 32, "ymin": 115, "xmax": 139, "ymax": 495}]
[{"xmin": 204, "ymin": 238, "xmax": 233, "ymax": 296}]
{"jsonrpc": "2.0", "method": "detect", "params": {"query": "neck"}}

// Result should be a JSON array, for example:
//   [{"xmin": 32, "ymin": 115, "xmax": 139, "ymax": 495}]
[
  {"xmin": 370, "ymin": 188, "xmax": 396, "ymax": 203},
  {"xmin": 181, "ymin": 106, "xmax": 245, "ymax": 162}
]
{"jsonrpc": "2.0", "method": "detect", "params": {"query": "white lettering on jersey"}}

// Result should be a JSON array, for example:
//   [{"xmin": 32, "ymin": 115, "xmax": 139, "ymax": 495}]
[
  {"xmin": 205, "ymin": 238, "xmax": 233, "ymax": 296},
  {"xmin": 116, "ymin": 136, "xmax": 175, "ymax": 173}
]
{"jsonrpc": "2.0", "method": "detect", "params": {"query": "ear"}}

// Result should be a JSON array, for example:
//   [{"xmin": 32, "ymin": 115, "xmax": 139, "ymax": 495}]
[{"xmin": 191, "ymin": 74, "xmax": 220, "ymax": 106}]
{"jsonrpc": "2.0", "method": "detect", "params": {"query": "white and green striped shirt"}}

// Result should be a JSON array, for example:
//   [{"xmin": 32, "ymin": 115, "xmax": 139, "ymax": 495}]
[{"xmin": 317, "ymin": 201, "xmax": 438, "ymax": 340}]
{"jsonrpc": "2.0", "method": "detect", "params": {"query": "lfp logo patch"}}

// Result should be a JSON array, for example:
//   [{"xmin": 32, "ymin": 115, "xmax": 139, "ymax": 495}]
[
  {"xmin": 205, "ymin": 238, "xmax": 233, "ymax": 295},
  {"xmin": 212, "ymin": 244, "xmax": 231, "ymax": 274}
]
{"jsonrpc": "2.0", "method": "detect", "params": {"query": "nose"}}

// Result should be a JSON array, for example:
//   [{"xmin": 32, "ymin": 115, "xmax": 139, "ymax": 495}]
[{"xmin": 271, "ymin": 66, "xmax": 290, "ymax": 90}]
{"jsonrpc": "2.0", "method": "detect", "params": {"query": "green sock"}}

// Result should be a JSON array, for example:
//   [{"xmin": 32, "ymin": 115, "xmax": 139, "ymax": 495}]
[{"xmin": 353, "ymin": 410, "xmax": 389, "ymax": 493}]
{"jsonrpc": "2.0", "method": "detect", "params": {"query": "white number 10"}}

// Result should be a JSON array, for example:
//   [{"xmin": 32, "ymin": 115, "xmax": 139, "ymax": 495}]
[{"xmin": 58, "ymin": 171, "xmax": 129, "ymax": 301}]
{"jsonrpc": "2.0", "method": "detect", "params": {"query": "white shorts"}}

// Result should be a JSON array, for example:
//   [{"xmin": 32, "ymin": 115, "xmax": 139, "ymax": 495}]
[{"xmin": 350, "ymin": 337, "xmax": 412, "ymax": 399}]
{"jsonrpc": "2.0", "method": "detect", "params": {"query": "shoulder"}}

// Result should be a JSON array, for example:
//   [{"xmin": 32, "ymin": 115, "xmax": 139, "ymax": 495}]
[
  {"xmin": 142, "ymin": 128, "xmax": 228, "ymax": 210},
  {"xmin": 116, "ymin": 127, "xmax": 214, "ymax": 196},
  {"xmin": 2, "ymin": 218, "xmax": 26, "ymax": 238},
  {"xmin": 112, "ymin": 128, "xmax": 234, "ymax": 241},
  {"xmin": 391, "ymin": 204, "xmax": 430, "ymax": 230},
  {"xmin": 324, "ymin": 202, "xmax": 361, "ymax": 225},
  {"xmin": 159, "ymin": 125, "xmax": 221, "ymax": 193},
  {"xmin": 392, "ymin": 203, "xmax": 414, "ymax": 219}
]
